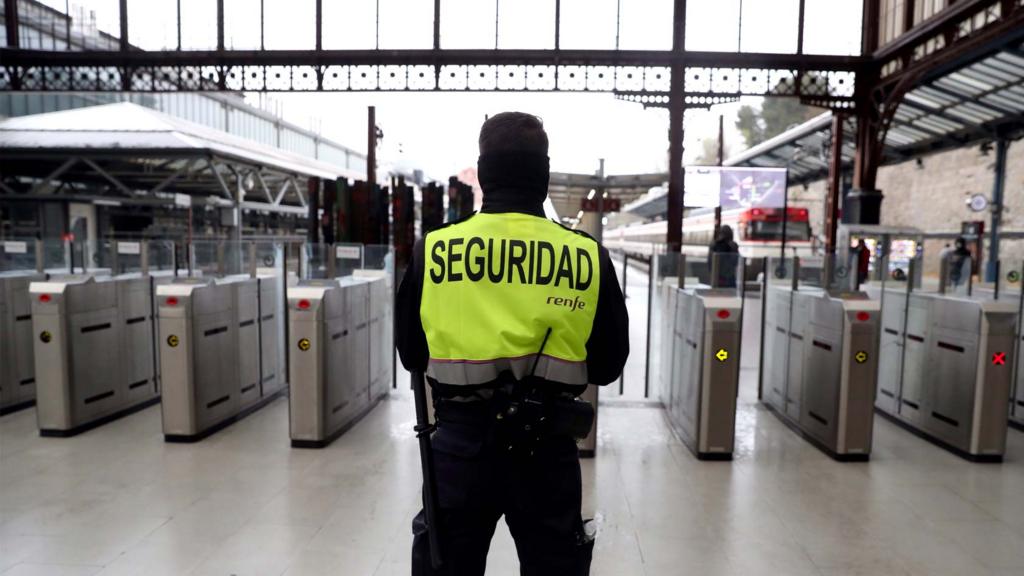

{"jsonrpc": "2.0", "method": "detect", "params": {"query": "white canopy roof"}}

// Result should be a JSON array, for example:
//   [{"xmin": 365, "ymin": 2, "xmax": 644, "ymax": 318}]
[{"xmin": 0, "ymin": 102, "xmax": 358, "ymax": 181}]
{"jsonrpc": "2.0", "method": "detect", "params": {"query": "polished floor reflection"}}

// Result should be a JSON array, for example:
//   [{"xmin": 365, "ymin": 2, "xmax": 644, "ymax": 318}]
[{"xmin": 3, "ymin": 372, "xmax": 1024, "ymax": 576}]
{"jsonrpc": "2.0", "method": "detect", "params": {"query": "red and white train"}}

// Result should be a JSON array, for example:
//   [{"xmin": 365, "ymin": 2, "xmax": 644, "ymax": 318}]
[{"xmin": 605, "ymin": 206, "xmax": 815, "ymax": 260}]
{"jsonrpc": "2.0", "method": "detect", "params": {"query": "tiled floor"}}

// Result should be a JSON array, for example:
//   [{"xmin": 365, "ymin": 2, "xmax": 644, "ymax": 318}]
[
  {"xmin": 3, "ymin": 261, "xmax": 1024, "ymax": 575},
  {"xmin": 3, "ymin": 379, "xmax": 1024, "ymax": 576}
]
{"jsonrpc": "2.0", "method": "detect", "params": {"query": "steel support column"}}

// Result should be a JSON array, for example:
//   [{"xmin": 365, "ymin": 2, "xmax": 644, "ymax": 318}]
[
  {"xmin": 119, "ymin": 0, "xmax": 129, "ymax": 51},
  {"xmin": 307, "ymin": 177, "xmax": 320, "ymax": 244},
  {"xmin": 367, "ymin": 106, "xmax": 376, "ymax": 186},
  {"xmin": 986, "ymin": 137, "xmax": 1008, "ymax": 282},
  {"xmin": 315, "ymin": 0, "xmax": 322, "ymax": 51},
  {"xmin": 217, "ymin": 0, "xmax": 225, "ymax": 52},
  {"xmin": 4, "ymin": 0, "xmax": 20, "ymax": 48},
  {"xmin": 666, "ymin": 0, "xmax": 687, "ymax": 253},
  {"xmin": 825, "ymin": 113, "xmax": 845, "ymax": 254}
]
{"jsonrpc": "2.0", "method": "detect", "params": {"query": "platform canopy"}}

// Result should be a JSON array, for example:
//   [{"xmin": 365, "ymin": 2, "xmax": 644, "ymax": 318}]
[
  {"xmin": 726, "ymin": 46, "xmax": 1024, "ymax": 185},
  {"xmin": 0, "ymin": 102, "xmax": 361, "ymax": 214},
  {"xmin": 622, "ymin": 41, "xmax": 1024, "ymax": 219}
]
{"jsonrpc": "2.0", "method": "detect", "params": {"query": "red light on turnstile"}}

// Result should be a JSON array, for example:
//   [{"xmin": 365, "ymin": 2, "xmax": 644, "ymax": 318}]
[
  {"xmin": 856, "ymin": 311, "xmax": 870, "ymax": 322},
  {"xmin": 992, "ymin": 352, "xmax": 1006, "ymax": 366},
  {"xmin": 165, "ymin": 297, "xmax": 178, "ymax": 306},
  {"xmin": 38, "ymin": 294, "xmax": 51, "ymax": 303},
  {"xmin": 298, "ymin": 299, "xmax": 311, "ymax": 310},
  {"xmin": 716, "ymin": 309, "xmax": 731, "ymax": 320}
]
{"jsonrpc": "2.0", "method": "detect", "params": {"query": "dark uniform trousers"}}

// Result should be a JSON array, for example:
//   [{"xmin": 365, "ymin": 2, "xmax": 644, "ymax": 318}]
[{"xmin": 412, "ymin": 398, "xmax": 595, "ymax": 576}]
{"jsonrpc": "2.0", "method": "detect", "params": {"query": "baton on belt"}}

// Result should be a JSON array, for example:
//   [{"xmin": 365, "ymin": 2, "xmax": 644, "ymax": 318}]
[{"xmin": 412, "ymin": 370, "xmax": 443, "ymax": 569}]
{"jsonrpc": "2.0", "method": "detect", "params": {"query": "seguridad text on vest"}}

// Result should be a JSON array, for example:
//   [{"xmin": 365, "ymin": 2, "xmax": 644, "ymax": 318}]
[{"xmin": 428, "ymin": 237, "xmax": 594, "ymax": 291}]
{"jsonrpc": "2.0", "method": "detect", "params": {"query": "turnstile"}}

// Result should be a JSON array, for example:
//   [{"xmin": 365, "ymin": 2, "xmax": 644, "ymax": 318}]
[
  {"xmin": 664, "ymin": 287, "xmax": 742, "ymax": 459},
  {"xmin": 763, "ymin": 286, "xmax": 880, "ymax": 460},
  {"xmin": 30, "ymin": 274, "xmax": 161, "ymax": 436},
  {"xmin": 1011, "ymin": 291, "xmax": 1024, "ymax": 431},
  {"xmin": 1, "ymin": 271, "xmax": 44, "ymax": 415},
  {"xmin": 157, "ymin": 274, "xmax": 287, "ymax": 442},
  {"xmin": 288, "ymin": 272, "xmax": 392, "ymax": 448},
  {"xmin": 875, "ymin": 291, "xmax": 1016, "ymax": 461}
]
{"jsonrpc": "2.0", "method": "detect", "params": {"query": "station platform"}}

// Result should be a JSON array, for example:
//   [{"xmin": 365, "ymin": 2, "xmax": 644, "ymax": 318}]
[{"xmin": 1, "ymin": 263, "xmax": 1024, "ymax": 576}]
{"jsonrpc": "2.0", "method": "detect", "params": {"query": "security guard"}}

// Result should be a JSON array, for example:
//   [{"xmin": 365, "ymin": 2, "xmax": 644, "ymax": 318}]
[{"xmin": 397, "ymin": 112, "xmax": 629, "ymax": 575}]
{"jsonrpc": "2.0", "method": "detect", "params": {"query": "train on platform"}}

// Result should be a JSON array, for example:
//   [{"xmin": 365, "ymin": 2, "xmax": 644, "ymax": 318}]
[{"xmin": 605, "ymin": 206, "xmax": 816, "ymax": 262}]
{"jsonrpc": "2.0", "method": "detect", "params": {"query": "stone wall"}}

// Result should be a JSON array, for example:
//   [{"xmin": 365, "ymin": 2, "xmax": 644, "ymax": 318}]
[{"xmin": 787, "ymin": 139, "xmax": 1024, "ymax": 277}]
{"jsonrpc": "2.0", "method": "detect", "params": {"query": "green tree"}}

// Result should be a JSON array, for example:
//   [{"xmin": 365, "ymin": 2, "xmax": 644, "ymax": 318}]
[
  {"xmin": 695, "ymin": 137, "xmax": 731, "ymax": 165},
  {"xmin": 735, "ymin": 79, "xmax": 823, "ymax": 148}
]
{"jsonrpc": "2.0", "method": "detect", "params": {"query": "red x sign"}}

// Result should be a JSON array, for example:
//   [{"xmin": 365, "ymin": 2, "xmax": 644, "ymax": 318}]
[{"xmin": 992, "ymin": 352, "xmax": 1006, "ymax": 366}]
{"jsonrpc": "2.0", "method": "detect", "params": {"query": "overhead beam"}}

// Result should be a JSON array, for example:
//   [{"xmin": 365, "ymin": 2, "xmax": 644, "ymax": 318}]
[
  {"xmin": 0, "ymin": 47, "xmax": 866, "ymax": 71},
  {"xmin": 81, "ymin": 158, "xmax": 134, "ymax": 196}
]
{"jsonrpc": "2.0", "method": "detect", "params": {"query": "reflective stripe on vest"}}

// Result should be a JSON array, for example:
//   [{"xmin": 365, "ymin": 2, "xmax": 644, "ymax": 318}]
[{"xmin": 420, "ymin": 212, "xmax": 601, "ymax": 386}]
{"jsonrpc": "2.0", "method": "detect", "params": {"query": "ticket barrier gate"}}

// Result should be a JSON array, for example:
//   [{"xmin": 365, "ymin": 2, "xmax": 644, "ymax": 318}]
[
  {"xmin": 30, "ymin": 274, "xmax": 162, "ymax": 436},
  {"xmin": 875, "ymin": 291, "xmax": 1016, "ymax": 461},
  {"xmin": 762, "ymin": 286, "xmax": 880, "ymax": 460},
  {"xmin": 157, "ymin": 274, "xmax": 286, "ymax": 442},
  {"xmin": 1, "ymin": 272, "xmax": 44, "ymax": 415},
  {"xmin": 288, "ymin": 271, "xmax": 392, "ymax": 448},
  {"xmin": 664, "ymin": 286, "xmax": 742, "ymax": 459},
  {"xmin": 1014, "ymin": 312, "xmax": 1024, "ymax": 431}
]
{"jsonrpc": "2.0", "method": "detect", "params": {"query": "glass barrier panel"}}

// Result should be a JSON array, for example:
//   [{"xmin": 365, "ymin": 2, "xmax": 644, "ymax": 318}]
[
  {"xmin": 187, "ymin": 240, "xmax": 249, "ymax": 278},
  {"xmin": 1, "ymin": 238, "xmax": 39, "ymax": 272},
  {"xmin": 363, "ymin": 244, "xmax": 393, "ymax": 273},
  {"xmin": 647, "ymin": 251, "xmax": 684, "ymax": 403},
  {"xmin": 708, "ymin": 251, "xmax": 742, "ymax": 290},
  {"xmin": 248, "ymin": 241, "xmax": 284, "ymax": 277},
  {"xmin": 943, "ymin": 255, "xmax": 973, "ymax": 297}
]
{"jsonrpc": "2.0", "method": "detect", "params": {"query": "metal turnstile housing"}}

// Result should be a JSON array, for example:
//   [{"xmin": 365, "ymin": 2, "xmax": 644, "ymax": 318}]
[
  {"xmin": 875, "ymin": 291, "xmax": 1016, "ymax": 461},
  {"xmin": 289, "ymin": 273, "xmax": 391, "ymax": 448},
  {"xmin": 1, "ymin": 272, "xmax": 44, "ymax": 415},
  {"xmin": 763, "ymin": 286, "xmax": 880, "ymax": 460},
  {"xmin": 30, "ymin": 275, "xmax": 161, "ymax": 436},
  {"xmin": 157, "ymin": 275, "xmax": 287, "ymax": 442},
  {"xmin": 665, "ymin": 287, "xmax": 742, "ymax": 459}
]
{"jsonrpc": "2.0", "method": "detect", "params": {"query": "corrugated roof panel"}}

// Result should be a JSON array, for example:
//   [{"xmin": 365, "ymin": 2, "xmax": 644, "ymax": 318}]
[
  {"xmin": 959, "ymin": 65, "xmax": 1009, "ymax": 88},
  {"xmin": 939, "ymin": 74, "xmax": 990, "ymax": 95},
  {"xmin": 968, "ymin": 61, "xmax": 1020, "ymax": 83},
  {"xmin": 982, "ymin": 93, "xmax": 1024, "ymax": 111},
  {"xmin": 945, "ymin": 104, "xmax": 998, "ymax": 124},
  {"xmin": 907, "ymin": 87, "xmax": 956, "ymax": 108},
  {"xmin": 916, "ymin": 115, "xmax": 962, "ymax": 133}
]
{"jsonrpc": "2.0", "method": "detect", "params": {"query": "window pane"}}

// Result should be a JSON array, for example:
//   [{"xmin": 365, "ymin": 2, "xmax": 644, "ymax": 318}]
[
  {"xmin": 224, "ymin": 0, "xmax": 262, "ymax": 50},
  {"xmin": 740, "ymin": 0, "xmax": 799, "ymax": 53},
  {"xmin": 803, "ymin": 0, "xmax": 862, "ymax": 55},
  {"xmin": 498, "ymin": 0, "xmax": 555, "ymax": 49},
  {"xmin": 686, "ymin": 0, "xmax": 740, "ymax": 52},
  {"xmin": 84, "ymin": 0, "xmax": 121, "ymax": 39},
  {"xmin": 559, "ymin": 0, "xmax": 617, "ymax": 49},
  {"xmin": 440, "ymin": 0, "xmax": 495, "ymax": 49},
  {"xmin": 127, "ymin": 0, "xmax": 177, "ymax": 50},
  {"xmin": 619, "ymin": 0, "xmax": 673, "ymax": 50},
  {"xmin": 179, "ymin": 0, "xmax": 217, "ymax": 49},
  {"xmin": 379, "ymin": 0, "xmax": 433, "ymax": 49},
  {"xmin": 264, "ymin": 0, "xmax": 314, "ymax": 49},
  {"xmin": 323, "ymin": 0, "xmax": 376, "ymax": 49}
]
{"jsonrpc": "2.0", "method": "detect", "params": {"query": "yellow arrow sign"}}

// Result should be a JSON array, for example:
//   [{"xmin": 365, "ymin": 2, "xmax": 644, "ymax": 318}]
[
  {"xmin": 855, "ymin": 351, "xmax": 868, "ymax": 364},
  {"xmin": 297, "ymin": 338, "xmax": 311, "ymax": 352},
  {"xmin": 715, "ymin": 348, "xmax": 729, "ymax": 362},
  {"xmin": 167, "ymin": 334, "xmax": 179, "ymax": 348}
]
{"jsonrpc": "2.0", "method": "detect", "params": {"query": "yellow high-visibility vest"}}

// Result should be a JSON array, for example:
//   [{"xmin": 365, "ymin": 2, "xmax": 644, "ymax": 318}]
[{"xmin": 420, "ymin": 212, "xmax": 601, "ymax": 386}]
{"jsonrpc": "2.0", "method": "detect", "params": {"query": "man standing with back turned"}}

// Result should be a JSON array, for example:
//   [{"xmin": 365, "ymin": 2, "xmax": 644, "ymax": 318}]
[{"xmin": 397, "ymin": 112, "xmax": 629, "ymax": 575}]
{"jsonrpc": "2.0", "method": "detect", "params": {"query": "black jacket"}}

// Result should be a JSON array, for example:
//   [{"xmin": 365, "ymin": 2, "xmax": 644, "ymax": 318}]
[{"xmin": 396, "ymin": 209, "xmax": 629, "ymax": 399}]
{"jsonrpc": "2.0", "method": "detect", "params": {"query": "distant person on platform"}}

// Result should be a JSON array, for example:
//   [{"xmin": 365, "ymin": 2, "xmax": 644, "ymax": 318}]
[
  {"xmin": 854, "ymin": 239, "xmax": 871, "ymax": 286},
  {"xmin": 948, "ymin": 236, "xmax": 972, "ymax": 286},
  {"xmin": 707, "ymin": 225, "xmax": 739, "ymax": 288}
]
